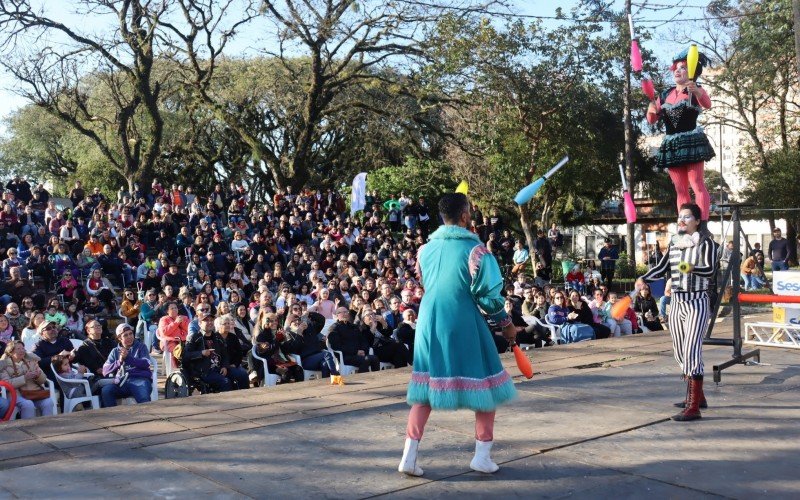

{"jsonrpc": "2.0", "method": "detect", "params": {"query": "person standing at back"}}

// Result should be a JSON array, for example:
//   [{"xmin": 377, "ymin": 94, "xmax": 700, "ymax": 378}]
[{"xmin": 768, "ymin": 228, "xmax": 790, "ymax": 272}]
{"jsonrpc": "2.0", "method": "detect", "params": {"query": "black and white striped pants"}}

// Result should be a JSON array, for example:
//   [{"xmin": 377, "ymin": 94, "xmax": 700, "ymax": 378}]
[{"xmin": 668, "ymin": 291, "xmax": 709, "ymax": 377}]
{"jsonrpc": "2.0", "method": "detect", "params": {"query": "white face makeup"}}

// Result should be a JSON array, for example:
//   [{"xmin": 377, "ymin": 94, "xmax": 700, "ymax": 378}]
[{"xmin": 677, "ymin": 209, "xmax": 699, "ymax": 235}]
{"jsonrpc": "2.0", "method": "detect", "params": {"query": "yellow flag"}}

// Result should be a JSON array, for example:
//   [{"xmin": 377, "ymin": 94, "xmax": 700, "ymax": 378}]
[{"xmin": 455, "ymin": 180, "xmax": 469, "ymax": 194}]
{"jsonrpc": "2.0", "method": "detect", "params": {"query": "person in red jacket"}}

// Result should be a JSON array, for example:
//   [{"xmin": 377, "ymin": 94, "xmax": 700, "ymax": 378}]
[{"xmin": 157, "ymin": 302, "xmax": 188, "ymax": 369}]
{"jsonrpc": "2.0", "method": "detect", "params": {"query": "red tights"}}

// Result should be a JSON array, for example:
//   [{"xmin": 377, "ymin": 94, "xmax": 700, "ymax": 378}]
[
  {"xmin": 406, "ymin": 403, "xmax": 495, "ymax": 442},
  {"xmin": 668, "ymin": 162, "xmax": 710, "ymax": 220}
]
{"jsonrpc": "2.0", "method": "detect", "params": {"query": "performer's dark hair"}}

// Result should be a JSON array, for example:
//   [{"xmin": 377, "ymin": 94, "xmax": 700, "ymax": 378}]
[
  {"xmin": 438, "ymin": 193, "xmax": 469, "ymax": 224},
  {"xmin": 679, "ymin": 203, "xmax": 702, "ymax": 221}
]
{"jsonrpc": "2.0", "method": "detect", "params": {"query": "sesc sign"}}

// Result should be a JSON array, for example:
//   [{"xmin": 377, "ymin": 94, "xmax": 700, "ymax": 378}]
[{"xmin": 773, "ymin": 271, "xmax": 800, "ymax": 296}]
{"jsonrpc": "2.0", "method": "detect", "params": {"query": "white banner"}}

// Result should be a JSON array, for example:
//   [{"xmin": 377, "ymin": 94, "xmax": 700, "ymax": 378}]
[
  {"xmin": 773, "ymin": 271, "xmax": 800, "ymax": 296},
  {"xmin": 350, "ymin": 172, "xmax": 367, "ymax": 216}
]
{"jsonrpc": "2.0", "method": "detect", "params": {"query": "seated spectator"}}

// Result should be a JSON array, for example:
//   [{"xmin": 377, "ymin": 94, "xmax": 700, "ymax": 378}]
[
  {"xmin": 546, "ymin": 291, "xmax": 591, "ymax": 343},
  {"xmin": 566, "ymin": 264, "xmax": 585, "ymax": 294},
  {"xmin": 383, "ymin": 296, "xmax": 404, "ymax": 330},
  {"xmin": 5, "ymin": 301, "xmax": 28, "ymax": 334},
  {"xmin": 184, "ymin": 315, "xmax": 246, "ymax": 391},
  {"xmin": 510, "ymin": 240, "xmax": 529, "ymax": 276},
  {"xmin": 504, "ymin": 298, "xmax": 550, "ymax": 348},
  {"xmin": 6, "ymin": 267, "xmax": 43, "ymax": 309},
  {"xmin": 84, "ymin": 233, "xmax": 104, "ymax": 256},
  {"xmin": 214, "ymin": 315, "xmax": 250, "ymax": 389},
  {"xmin": 589, "ymin": 289, "xmax": 621, "ymax": 337},
  {"xmin": 233, "ymin": 303, "xmax": 254, "ymax": 341},
  {"xmin": 25, "ymin": 245, "xmax": 52, "ymax": 291},
  {"xmin": 63, "ymin": 303, "xmax": 86, "ymax": 339},
  {"xmin": 32, "ymin": 320, "xmax": 75, "ymax": 381},
  {"xmin": 161, "ymin": 262, "xmax": 184, "ymax": 290},
  {"xmin": 74, "ymin": 319, "xmax": 117, "ymax": 391},
  {"xmin": 741, "ymin": 253, "xmax": 767, "ymax": 291},
  {"xmin": 0, "ymin": 340, "xmax": 55, "ymax": 418},
  {"xmin": 98, "ymin": 244, "xmax": 130, "ymax": 287},
  {"xmin": 85, "ymin": 268, "xmax": 116, "ymax": 311},
  {"xmin": 0, "ymin": 314, "xmax": 14, "ymax": 353},
  {"xmin": 393, "ymin": 309, "xmax": 417, "ymax": 354},
  {"xmin": 75, "ymin": 247, "xmax": 98, "ymax": 276},
  {"xmin": 157, "ymin": 302, "xmax": 189, "ymax": 370},
  {"xmin": 141, "ymin": 268, "xmax": 161, "ymax": 294},
  {"xmin": 20, "ymin": 311, "xmax": 45, "ymax": 351},
  {"xmin": 101, "ymin": 323, "xmax": 154, "ymax": 407},
  {"xmin": 633, "ymin": 284, "xmax": 663, "ymax": 332},
  {"xmin": 57, "ymin": 271, "xmax": 84, "ymax": 305},
  {"xmin": 44, "ymin": 303, "xmax": 67, "ymax": 331},
  {"xmin": 83, "ymin": 296, "xmax": 108, "ymax": 319},
  {"xmin": 3, "ymin": 248, "xmax": 29, "ymax": 279},
  {"xmin": 120, "ymin": 289, "xmax": 141, "ymax": 329},
  {"xmin": 567, "ymin": 290, "xmax": 610, "ymax": 339},
  {"xmin": 308, "ymin": 287, "xmax": 335, "ymax": 319},
  {"xmin": 51, "ymin": 353, "xmax": 96, "ymax": 398},
  {"xmin": 327, "ymin": 307, "xmax": 379, "ymax": 373},
  {"xmin": 359, "ymin": 309, "xmax": 411, "ymax": 367}
]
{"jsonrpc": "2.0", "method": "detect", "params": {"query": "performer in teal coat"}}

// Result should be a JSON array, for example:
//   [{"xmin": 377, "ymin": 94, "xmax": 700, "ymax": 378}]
[{"xmin": 398, "ymin": 193, "xmax": 517, "ymax": 477}]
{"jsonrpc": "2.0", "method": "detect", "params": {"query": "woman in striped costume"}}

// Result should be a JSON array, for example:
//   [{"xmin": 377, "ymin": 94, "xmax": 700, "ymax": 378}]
[{"xmin": 636, "ymin": 203, "xmax": 719, "ymax": 421}]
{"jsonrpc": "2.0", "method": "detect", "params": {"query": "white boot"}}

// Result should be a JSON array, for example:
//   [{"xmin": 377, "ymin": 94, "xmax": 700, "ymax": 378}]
[
  {"xmin": 469, "ymin": 440, "xmax": 499, "ymax": 473},
  {"xmin": 398, "ymin": 438, "xmax": 424, "ymax": 476}
]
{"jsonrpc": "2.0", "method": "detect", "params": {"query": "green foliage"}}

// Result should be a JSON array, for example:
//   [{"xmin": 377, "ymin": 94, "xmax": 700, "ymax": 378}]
[
  {"xmin": 0, "ymin": 106, "xmax": 78, "ymax": 183},
  {"xmin": 367, "ymin": 157, "xmax": 455, "ymax": 205},
  {"xmin": 740, "ymin": 148, "xmax": 800, "ymax": 211},
  {"xmin": 615, "ymin": 252, "xmax": 649, "ymax": 279}
]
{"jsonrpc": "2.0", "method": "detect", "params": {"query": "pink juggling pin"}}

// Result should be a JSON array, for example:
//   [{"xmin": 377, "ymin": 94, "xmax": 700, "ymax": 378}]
[{"xmin": 619, "ymin": 164, "xmax": 637, "ymax": 224}]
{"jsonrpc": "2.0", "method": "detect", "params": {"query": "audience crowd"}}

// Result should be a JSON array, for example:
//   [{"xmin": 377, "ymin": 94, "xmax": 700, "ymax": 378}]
[{"xmin": 0, "ymin": 176, "xmax": 664, "ymax": 420}]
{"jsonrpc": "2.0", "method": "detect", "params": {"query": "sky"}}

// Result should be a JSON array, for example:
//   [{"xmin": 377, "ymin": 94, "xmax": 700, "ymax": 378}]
[{"xmin": 0, "ymin": 0, "xmax": 712, "ymax": 127}]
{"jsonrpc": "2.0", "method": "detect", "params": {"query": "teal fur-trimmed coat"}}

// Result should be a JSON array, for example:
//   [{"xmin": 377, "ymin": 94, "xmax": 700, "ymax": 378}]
[{"xmin": 406, "ymin": 225, "xmax": 517, "ymax": 411}]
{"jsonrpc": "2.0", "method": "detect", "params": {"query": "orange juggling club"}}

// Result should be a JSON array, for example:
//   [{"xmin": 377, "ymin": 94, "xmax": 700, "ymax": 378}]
[
  {"xmin": 611, "ymin": 291, "xmax": 636, "ymax": 321},
  {"xmin": 513, "ymin": 345, "xmax": 533, "ymax": 379}
]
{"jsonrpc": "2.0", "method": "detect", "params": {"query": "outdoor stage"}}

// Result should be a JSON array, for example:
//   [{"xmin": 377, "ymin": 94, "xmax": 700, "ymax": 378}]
[{"xmin": 1, "ymin": 314, "xmax": 799, "ymax": 499}]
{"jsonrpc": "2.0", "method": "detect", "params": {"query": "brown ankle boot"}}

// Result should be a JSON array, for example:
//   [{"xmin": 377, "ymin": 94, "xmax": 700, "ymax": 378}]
[
  {"xmin": 674, "ymin": 377, "xmax": 708, "ymax": 409},
  {"xmin": 672, "ymin": 375, "xmax": 703, "ymax": 421}
]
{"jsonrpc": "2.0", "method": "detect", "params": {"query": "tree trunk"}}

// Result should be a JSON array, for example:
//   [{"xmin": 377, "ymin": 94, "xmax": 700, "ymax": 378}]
[
  {"xmin": 623, "ymin": 0, "xmax": 636, "ymax": 269},
  {"xmin": 793, "ymin": 0, "xmax": 800, "ymax": 85},
  {"xmin": 787, "ymin": 218, "xmax": 799, "ymax": 266}
]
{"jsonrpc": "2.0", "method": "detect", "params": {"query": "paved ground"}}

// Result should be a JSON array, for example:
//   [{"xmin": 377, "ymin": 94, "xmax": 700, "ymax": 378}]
[{"xmin": 1, "ymin": 314, "xmax": 799, "ymax": 499}]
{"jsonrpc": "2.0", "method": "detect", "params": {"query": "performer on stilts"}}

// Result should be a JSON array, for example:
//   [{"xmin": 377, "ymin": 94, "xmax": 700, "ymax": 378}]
[
  {"xmin": 636, "ymin": 203, "xmax": 719, "ymax": 421},
  {"xmin": 647, "ymin": 48, "xmax": 715, "ymax": 235},
  {"xmin": 398, "ymin": 193, "xmax": 517, "ymax": 476}
]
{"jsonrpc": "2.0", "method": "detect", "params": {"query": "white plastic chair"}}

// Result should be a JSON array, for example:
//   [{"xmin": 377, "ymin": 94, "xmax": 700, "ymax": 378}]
[
  {"xmin": 251, "ymin": 345, "xmax": 281, "ymax": 386},
  {"xmin": 521, "ymin": 315, "xmax": 563, "ymax": 345},
  {"xmin": 325, "ymin": 337, "xmax": 359, "ymax": 375},
  {"xmin": 118, "ymin": 308, "xmax": 130, "ymax": 325},
  {"xmin": 135, "ymin": 320, "xmax": 156, "ymax": 352},
  {"xmin": 51, "ymin": 363, "xmax": 100, "ymax": 413},
  {"xmin": 290, "ymin": 354, "xmax": 322, "ymax": 381},
  {"xmin": 45, "ymin": 379, "xmax": 59, "ymax": 416},
  {"xmin": 154, "ymin": 328, "xmax": 176, "ymax": 377},
  {"xmin": 542, "ymin": 316, "xmax": 565, "ymax": 344}
]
